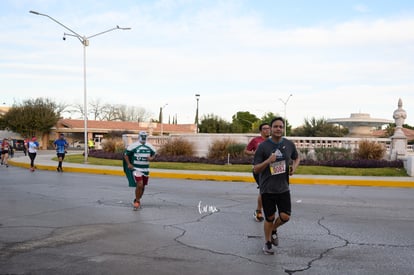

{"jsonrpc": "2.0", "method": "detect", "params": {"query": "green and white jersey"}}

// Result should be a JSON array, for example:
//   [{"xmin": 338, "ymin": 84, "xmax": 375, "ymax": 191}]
[{"xmin": 125, "ymin": 142, "xmax": 156, "ymax": 176}]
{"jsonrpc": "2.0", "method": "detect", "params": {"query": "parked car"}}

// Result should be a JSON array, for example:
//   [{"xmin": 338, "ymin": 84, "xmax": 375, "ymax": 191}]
[{"xmin": 73, "ymin": 140, "xmax": 85, "ymax": 149}]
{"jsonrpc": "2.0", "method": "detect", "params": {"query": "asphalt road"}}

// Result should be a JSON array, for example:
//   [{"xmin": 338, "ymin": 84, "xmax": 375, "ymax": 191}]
[{"xmin": 1, "ymin": 165, "xmax": 413, "ymax": 275}]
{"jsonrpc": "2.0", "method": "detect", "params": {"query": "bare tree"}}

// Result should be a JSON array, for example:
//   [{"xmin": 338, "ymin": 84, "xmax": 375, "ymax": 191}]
[
  {"xmin": 89, "ymin": 98, "xmax": 107, "ymax": 120},
  {"xmin": 102, "ymin": 104, "xmax": 121, "ymax": 121},
  {"xmin": 65, "ymin": 102, "xmax": 84, "ymax": 119},
  {"xmin": 61, "ymin": 99, "xmax": 153, "ymax": 122},
  {"xmin": 54, "ymin": 102, "xmax": 70, "ymax": 118},
  {"xmin": 117, "ymin": 104, "xmax": 152, "ymax": 122}
]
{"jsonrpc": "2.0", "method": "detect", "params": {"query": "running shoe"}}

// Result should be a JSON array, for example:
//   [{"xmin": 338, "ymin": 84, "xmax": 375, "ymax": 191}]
[
  {"xmin": 263, "ymin": 242, "xmax": 274, "ymax": 255},
  {"xmin": 254, "ymin": 210, "xmax": 264, "ymax": 222},
  {"xmin": 133, "ymin": 199, "xmax": 140, "ymax": 210},
  {"xmin": 271, "ymin": 230, "xmax": 279, "ymax": 246}
]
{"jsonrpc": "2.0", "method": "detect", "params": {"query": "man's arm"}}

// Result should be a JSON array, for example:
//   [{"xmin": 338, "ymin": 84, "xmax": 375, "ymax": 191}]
[
  {"xmin": 244, "ymin": 139, "xmax": 255, "ymax": 156},
  {"xmin": 148, "ymin": 149, "xmax": 157, "ymax": 161},
  {"xmin": 290, "ymin": 156, "xmax": 300, "ymax": 175},
  {"xmin": 244, "ymin": 148, "xmax": 254, "ymax": 156},
  {"xmin": 253, "ymin": 152, "xmax": 276, "ymax": 174},
  {"xmin": 123, "ymin": 153, "xmax": 134, "ymax": 169}
]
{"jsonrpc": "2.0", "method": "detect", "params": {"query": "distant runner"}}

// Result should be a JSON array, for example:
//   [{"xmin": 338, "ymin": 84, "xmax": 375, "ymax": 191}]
[
  {"xmin": 53, "ymin": 133, "xmax": 68, "ymax": 172},
  {"xmin": 123, "ymin": 131, "xmax": 156, "ymax": 210}
]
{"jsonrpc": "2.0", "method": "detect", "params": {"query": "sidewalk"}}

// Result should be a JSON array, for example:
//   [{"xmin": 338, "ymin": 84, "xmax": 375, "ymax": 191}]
[{"xmin": 7, "ymin": 150, "xmax": 414, "ymax": 188}]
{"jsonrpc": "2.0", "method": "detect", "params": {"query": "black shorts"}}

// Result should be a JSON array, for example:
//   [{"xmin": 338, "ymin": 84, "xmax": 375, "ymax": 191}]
[
  {"xmin": 57, "ymin": 153, "xmax": 66, "ymax": 159},
  {"xmin": 261, "ymin": 191, "xmax": 291, "ymax": 219}
]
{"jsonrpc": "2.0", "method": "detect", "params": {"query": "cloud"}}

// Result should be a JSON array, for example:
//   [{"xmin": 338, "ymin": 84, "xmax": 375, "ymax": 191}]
[
  {"xmin": 353, "ymin": 4, "xmax": 370, "ymax": 13},
  {"xmin": 1, "ymin": 1, "xmax": 414, "ymax": 128}
]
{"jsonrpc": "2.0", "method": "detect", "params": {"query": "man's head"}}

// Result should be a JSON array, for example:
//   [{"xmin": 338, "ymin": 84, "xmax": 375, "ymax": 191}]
[
  {"xmin": 259, "ymin": 123, "xmax": 270, "ymax": 138},
  {"xmin": 59, "ymin": 133, "xmax": 65, "ymax": 139},
  {"xmin": 270, "ymin": 117, "xmax": 285, "ymax": 138},
  {"xmin": 138, "ymin": 131, "xmax": 147, "ymax": 144}
]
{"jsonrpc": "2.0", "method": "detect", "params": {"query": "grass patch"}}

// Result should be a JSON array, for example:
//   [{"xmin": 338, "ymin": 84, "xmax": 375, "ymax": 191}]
[
  {"xmin": 60, "ymin": 154, "xmax": 408, "ymax": 177},
  {"xmin": 296, "ymin": 166, "xmax": 407, "ymax": 177}
]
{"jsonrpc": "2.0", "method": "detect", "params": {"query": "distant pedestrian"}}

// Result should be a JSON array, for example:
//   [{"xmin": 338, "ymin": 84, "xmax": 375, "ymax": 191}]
[
  {"xmin": 123, "ymin": 131, "xmax": 156, "ymax": 210},
  {"xmin": 9, "ymin": 139, "xmax": 14, "ymax": 158},
  {"xmin": 244, "ymin": 122, "xmax": 271, "ymax": 222},
  {"xmin": 27, "ymin": 136, "xmax": 39, "ymax": 172},
  {"xmin": 88, "ymin": 138, "xmax": 95, "ymax": 150},
  {"xmin": 1, "ymin": 138, "xmax": 10, "ymax": 167},
  {"xmin": 23, "ymin": 137, "xmax": 29, "ymax": 156},
  {"xmin": 253, "ymin": 117, "xmax": 300, "ymax": 255},
  {"xmin": 53, "ymin": 133, "xmax": 68, "ymax": 172}
]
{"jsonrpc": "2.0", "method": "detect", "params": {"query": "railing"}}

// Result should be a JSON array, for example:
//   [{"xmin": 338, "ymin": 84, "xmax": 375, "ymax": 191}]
[
  {"xmin": 288, "ymin": 136, "xmax": 394, "ymax": 151},
  {"xmin": 123, "ymin": 134, "xmax": 413, "ymax": 156}
]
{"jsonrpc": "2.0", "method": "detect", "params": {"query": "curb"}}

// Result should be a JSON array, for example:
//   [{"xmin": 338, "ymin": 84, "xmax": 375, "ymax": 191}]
[
  {"xmin": 8, "ymin": 159, "xmax": 414, "ymax": 188},
  {"xmin": 289, "ymin": 177, "xmax": 414, "ymax": 188}
]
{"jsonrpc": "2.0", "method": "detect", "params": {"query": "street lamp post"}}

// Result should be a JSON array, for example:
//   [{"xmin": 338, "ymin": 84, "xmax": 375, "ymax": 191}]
[
  {"xmin": 29, "ymin": 10, "xmax": 131, "ymax": 163},
  {"xmin": 195, "ymin": 94, "xmax": 200, "ymax": 133},
  {"xmin": 279, "ymin": 94, "xmax": 293, "ymax": 136},
  {"xmin": 160, "ymin": 103, "xmax": 168, "ymax": 136}
]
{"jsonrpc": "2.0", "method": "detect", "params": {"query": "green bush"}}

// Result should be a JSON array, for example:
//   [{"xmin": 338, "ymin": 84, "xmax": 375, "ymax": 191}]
[
  {"xmin": 158, "ymin": 138, "xmax": 194, "ymax": 157},
  {"xmin": 354, "ymin": 140, "xmax": 385, "ymax": 160},
  {"xmin": 227, "ymin": 143, "xmax": 246, "ymax": 158}
]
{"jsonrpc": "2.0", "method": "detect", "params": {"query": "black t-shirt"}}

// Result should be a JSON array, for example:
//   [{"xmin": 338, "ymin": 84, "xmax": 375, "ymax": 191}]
[{"xmin": 253, "ymin": 138, "xmax": 298, "ymax": 194}]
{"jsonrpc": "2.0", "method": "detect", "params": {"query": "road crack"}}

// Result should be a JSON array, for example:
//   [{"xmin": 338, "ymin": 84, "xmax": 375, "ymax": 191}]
[{"xmin": 284, "ymin": 216, "xmax": 348, "ymax": 274}]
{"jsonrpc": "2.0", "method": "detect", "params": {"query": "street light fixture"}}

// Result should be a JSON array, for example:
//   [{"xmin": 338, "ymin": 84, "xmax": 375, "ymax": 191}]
[
  {"xmin": 160, "ymin": 103, "xmax": 168, "ymax": 136},
  {"xmin": 195, "ymin": 94, "xmax": 200, "ymax": 133},
  {"xmin": 278, "ymin": 94, "xmax": 292, "ymax": 136},
  {"xmin": 29, "ymin": 10, "xmax": 131, "ymax": 163}
]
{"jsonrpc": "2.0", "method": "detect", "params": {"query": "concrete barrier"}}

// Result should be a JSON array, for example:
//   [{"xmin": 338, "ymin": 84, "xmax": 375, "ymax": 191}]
[{"xmin": 405, "ymin": 155, "xmax": 414, "ymax": 176}]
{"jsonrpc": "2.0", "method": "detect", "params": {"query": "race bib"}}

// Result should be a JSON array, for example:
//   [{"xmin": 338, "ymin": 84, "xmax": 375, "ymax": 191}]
[{"xmin": 270, "ymin": 160, "xmax": 286, "ymax": 175}]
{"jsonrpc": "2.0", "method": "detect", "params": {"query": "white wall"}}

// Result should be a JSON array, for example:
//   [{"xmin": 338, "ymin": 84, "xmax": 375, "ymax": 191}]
[{"xmin": 405, "ymin": 156, "xmax": 414, "ymax": 176}]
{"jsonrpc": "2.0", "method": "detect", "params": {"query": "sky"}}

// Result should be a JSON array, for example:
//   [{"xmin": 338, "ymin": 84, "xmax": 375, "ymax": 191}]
[{"xmin": 1, "ymin": 0, "xmax": 414, "ymax": 128}]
